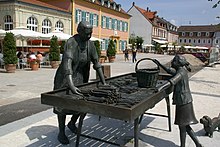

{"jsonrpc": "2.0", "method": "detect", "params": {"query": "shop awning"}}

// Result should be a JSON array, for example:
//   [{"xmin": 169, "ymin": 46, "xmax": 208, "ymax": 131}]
[{"xmin": 153, "ymin": 39, "xmax": 168, "ymax": 44}]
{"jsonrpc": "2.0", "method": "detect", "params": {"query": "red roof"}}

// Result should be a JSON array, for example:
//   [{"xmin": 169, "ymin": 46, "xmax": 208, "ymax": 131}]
[{"xmin": 18, "ymin": 0, "xmax": 69, "ymax": 12}]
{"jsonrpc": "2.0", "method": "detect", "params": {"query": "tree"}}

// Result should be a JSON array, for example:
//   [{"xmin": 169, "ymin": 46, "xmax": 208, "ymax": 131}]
[
  {"xmin": 106, "ymin": 39, "xmax": 116, "ymax": 57},
  {"xmin": 136, "ymin": 36, "xmax": 144, "ymax": 50},
  {"xmin": 208, "ymin": 0, "xmax": 220, "ymax": 8},
  {"xmin": 49, "ymin": 35, "xmax": 60, "ymax": 61},
  {"xmin": 60, "ymin": 41, "xmax": 65, "ymax": 54},
  {"xmin": 3, "ymin": 32, "xmax": 17, "ymax": 64},
  {"xmin": 94, "ymin": 40, "xmax": 101, "ymax": 58}
]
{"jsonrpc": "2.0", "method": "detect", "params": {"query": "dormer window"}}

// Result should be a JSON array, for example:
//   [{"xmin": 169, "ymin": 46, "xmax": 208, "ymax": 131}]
[
  {"xmin": 113, "ymin": 2, "xmax": 116, "ymax": 9},
  {"xmin": 107, "ymin": 1, "xmax": 110, "ymax": 8},
  {"xmin": 101, "ymin": 0, "xmax": 104, "ymax": 6},
  {"xmin": 182, "ymin": 32, "xmax": 185, "ymax": 36},
  {"xmin": 206, "ymin": 32, "xmax": 209, "ymax": 36},
  {"xmin": 197, "ymin": 32, "xmax": 201, "ymax": 37},
  {"xmin": 118, "ymin": 4, "xmax": 121, "ymax": 11},
  {"xmin": 190, "ymin": 32, "xmax": 193, "ymax": 36}
]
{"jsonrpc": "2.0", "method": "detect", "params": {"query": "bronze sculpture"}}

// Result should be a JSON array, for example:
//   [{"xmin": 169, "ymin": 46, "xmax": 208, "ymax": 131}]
[
  {"xmin": 53, "ymin": 21, "xmax": 106, "ymax": 144},
  {"xmin": 154, "ymin": 55, "xmax": 203, "ymax": 147},
  {"xmin": 200, "ymin": 113, "xmax": 220, "ymax": 138}
]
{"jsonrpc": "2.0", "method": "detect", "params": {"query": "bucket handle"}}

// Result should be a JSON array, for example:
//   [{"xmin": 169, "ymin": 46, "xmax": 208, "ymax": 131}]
[{"xmin": 135, "ymin": 58, "xmax": 160, "ymax": 72}]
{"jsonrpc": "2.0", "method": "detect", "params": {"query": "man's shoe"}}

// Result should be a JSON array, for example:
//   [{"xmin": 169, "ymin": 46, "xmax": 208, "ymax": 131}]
[
  {"xmin": 67, "ymin": 122, "xmax": 77, "ymax": 133},
  {"xmin": 58, "ymin": 133, "xmax": 69, "ymax": 144}
]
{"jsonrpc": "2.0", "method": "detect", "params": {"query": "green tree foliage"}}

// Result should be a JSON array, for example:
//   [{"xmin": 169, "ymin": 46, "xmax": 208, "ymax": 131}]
[
  {"xmin": 94, "ymin": 40, "xmax": 101, "ymax": 58},
  {"xmin": 49, "ymin": 35, "xmax": 60, "ymax": 61},
  {"xmin": 136, "ymin": 36, "xmax": 144, "ymax": 49},
  {"xmin": 107, "ymin": 39, "xmax": 116, "ymax": 57},
  {"xmin": 208, "ymin": 0, "xmax": 220, "ymax": 8},
  {"xmin": 60, "ymin": 41, "xmax": 65, "ymax": 54},
  {"xmin": 129, "ymin": 35, "xmax": 136, "ymax": 49},
  {"xmin": 3, "ymin": 32, "xmax": 17, "ymax": 64}
]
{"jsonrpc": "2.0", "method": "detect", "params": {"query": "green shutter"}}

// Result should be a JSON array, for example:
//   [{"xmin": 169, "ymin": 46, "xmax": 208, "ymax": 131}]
[
  {"xmin": 90, "ymin": 13, "xmax": 93, "ymax": 25},
  {"xmin": 112, "ymin": 19, "xmax": 115, "ymax": 30},
  {"xmin": 82, "ymin": 11, "xmax": 86, "ymax": 21},
  {"xmin": 101, "ymin": 16, "xmax": 103, "ymax": 28},
  {"xmin": 75, "ymin": 9, "xmax": 78, "ymax": 24},
  {"xmin": 106, "ymin": 17, "xmax": 109, "ymax": 29}
]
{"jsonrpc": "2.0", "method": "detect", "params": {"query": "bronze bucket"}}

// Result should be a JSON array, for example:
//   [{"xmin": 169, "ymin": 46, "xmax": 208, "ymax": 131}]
[{"xmin": 135, "ymin": 58, "xmax": 160, "ymax": 88}]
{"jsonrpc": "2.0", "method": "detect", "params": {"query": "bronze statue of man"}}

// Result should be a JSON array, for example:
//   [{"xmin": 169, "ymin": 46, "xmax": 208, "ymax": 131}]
[
  {"xmin": 154, "ymin": 55, "xmax": 203, "ymax": 147},
  {"xmin": 53, "ymin": 21, "xmax": 106, "ymax": 144}
]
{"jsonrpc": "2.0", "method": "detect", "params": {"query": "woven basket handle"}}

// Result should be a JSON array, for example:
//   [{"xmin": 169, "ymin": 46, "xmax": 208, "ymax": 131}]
[{"xmin": 135, "ymin": 58, "xmax": 160, "ymax": 72}]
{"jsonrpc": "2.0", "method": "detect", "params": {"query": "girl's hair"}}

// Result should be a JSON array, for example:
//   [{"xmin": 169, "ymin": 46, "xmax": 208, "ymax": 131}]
[{"xmin": 175, "ymin": 55, "xmax": 191, "ymax": 72}]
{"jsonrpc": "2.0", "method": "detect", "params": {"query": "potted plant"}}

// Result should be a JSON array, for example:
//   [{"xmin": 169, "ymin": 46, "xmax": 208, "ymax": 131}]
[
  {"xmin": 49, "ymin": 35, "xmax": 60, "ymax": 68},
  {"xmin": 3, "ymin": 32, "xmax": 17, "ymax": 73},
  {"xmin": 94, "ymin": 40, "xmax": 105, "ymax": 63},
  {"xmin": 106, "ymin": 39, "xmax": 116, "ymax": 63},
  {"xmin": 28, "ymin": 58, "xmax": 40, "ymax": 70}
]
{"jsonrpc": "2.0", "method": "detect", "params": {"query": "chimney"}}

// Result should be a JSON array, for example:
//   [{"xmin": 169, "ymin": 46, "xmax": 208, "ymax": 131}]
[
  {"xmin": 147, "ymin": 7, "xmax": 149, "ymax": 11},
  {"xmin": 132, "ymin": 2, "xmax": 135, "ymax": 6}
]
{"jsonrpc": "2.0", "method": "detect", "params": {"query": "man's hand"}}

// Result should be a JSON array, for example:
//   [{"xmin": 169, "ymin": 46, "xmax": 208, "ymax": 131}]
[{"xmin": 69, "ymin": 86, "xmax": 82, "ymax": 95}]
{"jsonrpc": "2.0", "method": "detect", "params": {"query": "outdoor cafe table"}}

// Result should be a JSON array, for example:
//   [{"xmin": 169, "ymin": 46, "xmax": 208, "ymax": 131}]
[{"xmin": 41, "ymin": 73, "xmax": 172, "ymax": 147}]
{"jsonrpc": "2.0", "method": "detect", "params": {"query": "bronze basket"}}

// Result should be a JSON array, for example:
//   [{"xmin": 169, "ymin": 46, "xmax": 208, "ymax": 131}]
[{"xmin": 135, "ymin": 58, "xmax": 160, "ymax": 88}]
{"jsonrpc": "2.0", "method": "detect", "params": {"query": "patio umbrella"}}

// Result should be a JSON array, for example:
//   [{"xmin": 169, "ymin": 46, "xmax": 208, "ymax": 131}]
[
  {"xmin": 6, "ymin": 27, "xmax": 48, "ymax": 51},
  {"xmin": 0, "ymin": 29, "xmax": 6, "ymax": 38},
  {"xmin": 44, "ymin": 30, "xmax": 72, "ymax": 41},
  {"xmin": 6, "ymin": 26, "xmax": 47, "ymax": 39}
]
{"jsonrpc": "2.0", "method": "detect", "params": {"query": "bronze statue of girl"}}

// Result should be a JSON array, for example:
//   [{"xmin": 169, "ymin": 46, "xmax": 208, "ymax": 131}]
[{"xmin": 154, "ymin": 55, "xmax": 203, "ymax": 147}]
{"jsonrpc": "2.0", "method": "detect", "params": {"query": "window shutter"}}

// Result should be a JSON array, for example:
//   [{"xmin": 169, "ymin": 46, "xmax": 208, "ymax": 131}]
[
  {"xmin": 106, "ymin": 17, "xmax": 109, "ymax": 29},
  {"xmin": 75, "ymin": 9, "xmax": 78, "ymax": 24},
  {"xmin": 101, "ymin": 16, "xmax": 103, "ymax": 28},
  {"xmin": 112, "ymin": 19, "xmax": 115, "ymax": 30},
  {"xmin": 90, "ymin": 13, "xmax": 93, "ymax": 25},
  {"xmin": 82, "ymin": 11, "xmax": 86, "ymax": 21}
]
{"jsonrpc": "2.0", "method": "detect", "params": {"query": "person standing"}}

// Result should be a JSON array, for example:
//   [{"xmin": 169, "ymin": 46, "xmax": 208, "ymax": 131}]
[
  {"xmin": 132, "ymin": 47, "xmax": 137, "ymax": 63},
  {"xmin": 17, "ymin": 51, "xmax": 24, "ymax": 69},
  {"xmin": 53, "ymin": 21, "xmax": 106, "ymax": 144},
  {"xmin": 124, "ymin": 48, "xmax": 129, "ymax": 61},
  {"xmin": 154, "ymin": 55, "xmax": 203, "ymax": 147}
]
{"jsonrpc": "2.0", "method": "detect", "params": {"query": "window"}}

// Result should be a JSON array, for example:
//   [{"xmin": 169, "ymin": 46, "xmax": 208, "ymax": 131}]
[
  {"xmin": 182, "ymin": 32, "xmax": 185, "ymax": 36},
  {"xmin": 86, "ymin": 12, "xmax": 89, "ymax": 22},
  {"xmin": 184, "ymin": 39, "xmax": 186, "ymax": 43},
  {"xmin": 189, "ymin": 39, "xmax": 191, "ymax": 43},
  {"xmin": 102, "ymin": 16, "xmax": 106, "ymax": 28},
  {"xmin": 55, "ymin": 21, "xmax": 64, "ymax": 32},
  {"xmin": 208, "ymin": 39, "xmax": 211, "ymax": 44},
  {"xmin": 109, "ymin": 18, "xmax": 112, "ymax": 29},
  {"xmin": 216, "ymin": 39, "xmax": 219, "ymax": 44},
  {"xmin": 77, "ymin": 10, "xmax": 82, "ymax": 24},
  {"xmin": 203, "ymin": 39, "xmax": 206, "ymax": 44},
  {"xmin": 42, "ymin": 19, "xmax": 51, "ymax": 34},
  {"xmin": 179, "ymin": 39, "xmax": 182, "ymax": 43},
  {"xmin": 119, "ymin": 21, "xmax": 122, "ymax": 31},
  {"xmin": 197, "ymin": 32, "xmax": 201, "ymax": 36},
  {"xmin": 4, "ymin": 15, "xmax": 13, "ymax": 31},
  {"xmin": 93, "ymin": 14, "xmax": 98, "ymax": 27},
  {"xmin": 27, "ymin": 16, "xmax": 38, "ymax": 31},
  {"xmin": 190, "ymin": 32, "xmax": 193, "ymax": 36},
  {"xmin": 206, "ymin": 32, "xmax": 209, "ymax": 36},
  {"xmin": 198, "ymin": 39, "xmax": 201, "ymax": 43}
]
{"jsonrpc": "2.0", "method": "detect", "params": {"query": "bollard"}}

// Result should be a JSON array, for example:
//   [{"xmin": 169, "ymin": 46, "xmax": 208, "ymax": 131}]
[{"xmin": 96, "ymin": 65, "xmax": 111, "ymax": 79}]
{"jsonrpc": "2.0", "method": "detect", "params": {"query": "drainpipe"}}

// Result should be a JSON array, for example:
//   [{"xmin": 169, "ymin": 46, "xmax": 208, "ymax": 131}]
[{"xmin": 71, "ymin": 0, "xmax": 75, "ymax": 35}]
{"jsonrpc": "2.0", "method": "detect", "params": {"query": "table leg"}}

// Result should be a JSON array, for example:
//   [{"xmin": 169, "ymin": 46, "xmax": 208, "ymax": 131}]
[
  {"xmin": 165, "ymin": 96, "xmax": 171, "ymax": 131},
  {"xmin": 75, "ymin": 113, "xmax": 86, "ymax": 147},
  {"xmin": 134, "ymin": 117, "xmax": 139, "ymax": 147}
]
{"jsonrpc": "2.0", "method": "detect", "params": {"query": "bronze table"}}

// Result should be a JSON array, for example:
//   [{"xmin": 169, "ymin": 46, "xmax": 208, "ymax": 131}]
[{"xmin": 41, "ymin": 73, "xmax": 172, "ymax": 147}]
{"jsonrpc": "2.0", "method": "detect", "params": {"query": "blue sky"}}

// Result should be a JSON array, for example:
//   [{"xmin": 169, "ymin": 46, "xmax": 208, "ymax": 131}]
[{"xmin": 114, "ymin": 0, "xmax": 220, "ymax": 26}]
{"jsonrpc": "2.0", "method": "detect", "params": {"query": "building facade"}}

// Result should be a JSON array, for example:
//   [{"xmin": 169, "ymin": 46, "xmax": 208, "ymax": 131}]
[
  {"xmin": 0, "ymin": 0, "xmax": 130, "ymax": 52},
  {"xmin": 178, "ymin": 25, "xmax": 220, "ymax": 48},
  {"xmin": 127, "ymin": 2, "xmax": 178, "ymax": 49}
]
